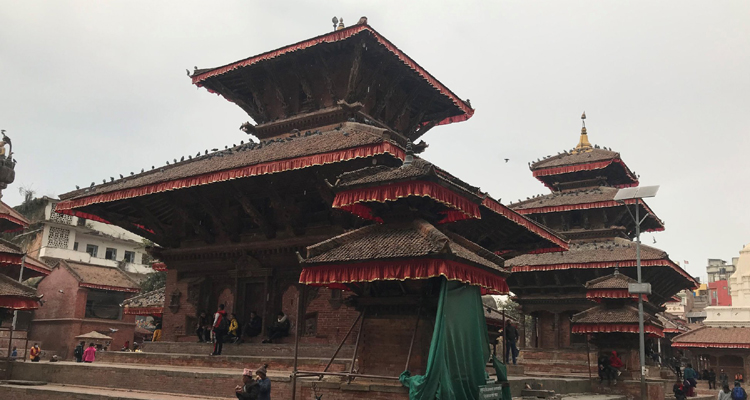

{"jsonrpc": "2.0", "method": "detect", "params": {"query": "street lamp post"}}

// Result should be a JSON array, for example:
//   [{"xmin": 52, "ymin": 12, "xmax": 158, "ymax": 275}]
[{"xmin": 615, "ymin": 185, "xmax": 659, "ymax": 400}]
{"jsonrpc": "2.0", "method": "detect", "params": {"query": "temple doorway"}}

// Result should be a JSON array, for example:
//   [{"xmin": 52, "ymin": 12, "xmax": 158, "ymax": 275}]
[{"xmin": 243, "ymin": 282, "xmax": 265, "ymax": 326}]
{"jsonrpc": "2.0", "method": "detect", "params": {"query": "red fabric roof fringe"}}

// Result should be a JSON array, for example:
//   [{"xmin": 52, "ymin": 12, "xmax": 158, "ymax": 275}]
[
  {"xmin": 338, "ymin": 204, "xmax": 384, "ymax": 223},
  {"xmin": 299, "ymin": 258, "xmax": 509, "ymax": 295},
  {"xmin": 0, "ymin": 214, "xmax": 29, "ymax": 231},
  {"xmin": 586, "ymin": 289, "xmax": 644, "ymax": 301},
  {"xmin": 0, "ymin": 254, "xmax": 50, "ymax": 275},
  {"xmin": 124, "ymin": 306, "xmax": 164, "ymax": 316},
  {"xmin": 481, "ymin": 198, "xmax": 568, "ymax": 250},
  {"xmin": 55, "ymin": 143, "xmax": 405, "ymax": 214},
  {"xmin": 333, "ymin": 180, "xmax": 481, "ymax": 220},
  {"xmin": 151, "ymin": 262, "xmax": 167, "ymax": 272},
  {"xmin": 79, "ymin": 283, "xmax": 140, "ymax": 293},
  {"xmin": 672, "ymin": 342, "xmax": 750, "ymax": 349},
  {"xmin": 572, "ymin": 323, "xmax": 664, "ymax": 338},
  {"xmin": 533, "ymin": 158, "xmax": 638, "ymax": 181},
  {"xmin": 0, "ymin": 297, "xmax": 39, "ymax": 310},
  {"xmin": 512, "ymin": 259, "xmax": 697, "ymax": 286},
  {"xmin": 191, "ymin": 24, "xmax": 474, "ymax": 127},
  {"xmin": 515, "ymin": 199, "xmax": 664, "ymax": 231}
]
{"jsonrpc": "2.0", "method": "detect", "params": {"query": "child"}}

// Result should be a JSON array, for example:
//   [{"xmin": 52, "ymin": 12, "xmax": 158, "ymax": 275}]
[{"xmin": 83, "ymin": 342, "xmax": 97, "ymax": 363}]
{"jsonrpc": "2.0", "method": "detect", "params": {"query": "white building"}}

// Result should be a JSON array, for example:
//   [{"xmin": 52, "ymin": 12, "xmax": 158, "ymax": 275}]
[
  {"xmin": 704, "ymin": 243, "xmax": 750, "ymax": 327},
  {"xmin": 31, "ymin": 198, "xmax": 153, "ymax": 274}
]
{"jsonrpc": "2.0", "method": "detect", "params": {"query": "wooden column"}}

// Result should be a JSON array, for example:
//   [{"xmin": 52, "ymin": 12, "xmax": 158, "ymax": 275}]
[
  {"xmin": 519, "ymin": 312, "xmax": 526, "ymax": 349},
  {"xmin": 553, "ymin": 312, "xmax": 560, "ymax": 349},
  {"xmin": 531, "ymin": 315, "xmax": 538, "ymax": 348}
]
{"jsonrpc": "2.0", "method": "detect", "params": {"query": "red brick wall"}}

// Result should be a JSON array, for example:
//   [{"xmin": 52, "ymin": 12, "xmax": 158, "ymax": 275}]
[
  {"xmin": 537, "ymin": 312, "xmax": 555, "ymax": 349},
  {"xmin": 358, "ymin": 312, "xmax": 433, "ymax": 378},
  {"xmin": 161, "ymin": 269, "xmax": 196, "ymax": 342},
  {"xmin": 301, "ymin": 288, "xmax": 361, "ymax": 345},
  {"xmin": 34, "ymin": 266, "xmax": 86, "ymax": 320}
]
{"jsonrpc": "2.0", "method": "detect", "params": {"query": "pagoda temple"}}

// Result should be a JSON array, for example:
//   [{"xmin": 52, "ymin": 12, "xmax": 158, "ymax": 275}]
[
  {"xmin": 505, "ymin": 115, "xmax": 697, "ymax": 376},
  {"xmin": 53, "ymin": 19, "xmax": 566, "ymax": 398}
]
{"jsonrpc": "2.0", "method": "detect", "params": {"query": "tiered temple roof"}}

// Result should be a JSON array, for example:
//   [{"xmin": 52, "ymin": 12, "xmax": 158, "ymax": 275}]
[{"xmin": 571, "ymin": 271, "xmax": 664, "ymax": 337}]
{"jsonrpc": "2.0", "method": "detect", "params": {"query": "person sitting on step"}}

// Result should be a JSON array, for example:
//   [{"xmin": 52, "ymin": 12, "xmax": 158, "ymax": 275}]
[{"xmin": 262, "ymin": 312, "xmax": 289, "ymax": 344}]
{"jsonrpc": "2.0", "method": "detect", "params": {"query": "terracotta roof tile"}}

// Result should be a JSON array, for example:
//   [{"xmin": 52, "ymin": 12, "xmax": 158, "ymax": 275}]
[
  {"xmin": 572, "ymin": 304, "xmax": 661, "ymax": 326},
  {"xmin": 62, "ymin": 261, "xmax": 140, "ymax": 291},
  {"xmin": 0, "ymin": 200, "xmax": 30, "ymax": 232},
  {"xmin": 0, "ymin": 274, "xmax": 39, "ymax": 299},
  {"xmin": 336, "ymin": 157, "xmax": 480, "ymax": 197},
  {"xmin": 506, "ymin": 237, "xmax": 668, "ymax": 267},
  {"xmin": 59, "ymin": 122, "xmax": 392, "ymax": 201},
  {"xmin": 511, "ymin": 187, "xmax": 620, "ymax": 210},
  {"xmin": 672, "ymin": 326, "xmax": 750, "ymax": 346},
  {"xmin": 586, "ymin": 272, "xmax": 635, "ymax": 289},
  {"xmin": 531, "ymin": 149, "xmax": 621, "ymax": 170},
  {"xmin": 303, "ymin": 219, "xmax": 505, "ymax": 273},
  {"xmin": 123, "ymin": 287, "xmax": 164, "ymax": 308}
]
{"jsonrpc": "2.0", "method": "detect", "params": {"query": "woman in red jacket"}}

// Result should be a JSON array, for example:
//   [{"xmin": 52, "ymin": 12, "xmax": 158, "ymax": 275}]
[{"xmin": 609, "ymin": 351, "xmax": 624, "ymax": 384}]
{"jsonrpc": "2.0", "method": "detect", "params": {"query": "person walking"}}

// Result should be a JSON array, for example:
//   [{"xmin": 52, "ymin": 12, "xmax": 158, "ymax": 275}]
[
  {"xmin": 719, "ymin": 383, "xmax": 732, "ymax": 400},
  {"xmin": 709, "ymin": 368, "xmax": 717, "ymax": 390},
  {"xmin": 235, "ymin": 368, "xmax": 260, "ymax": 399},
  {"xmin": 83, "ymin": 343, "xmax": 97, "ymax": 363},
  {"xmin": 74, "ymin": 341, "xmax": 85, "ymax": 362},
  {"xmin": 211, "ymin": 304, "xmax": 228, "ymax": 356},
  {"xmin": 721, "ymin": 369, "xmax": 730, "ymax": 388},
  {"xmin": 504, "ymin": 320, "xmax": 520, "ymax": 365},
  {"xmin": 29, "ymin": 344, "xmax": 41, "ymax": 362},
  {"xmin": 598, "ymin": 354, "xmax": 614, "ymax": 384},
  {"xmin": 684, "ymin": 363, "xmax": 698, "ymax": 397},
  {"xmin": 256, "ymin": 364, "xmax": 271, "ymax": 400},
  {"xmin": 731, "ymin": 381, "xmax": 747, "ymax": 400}
]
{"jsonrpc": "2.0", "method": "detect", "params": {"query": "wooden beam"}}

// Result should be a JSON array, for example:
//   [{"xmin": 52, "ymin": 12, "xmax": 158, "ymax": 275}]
[
  {"xmin": 345, "ymin": 40, "xmax": 365, "ymax": 103},
  {"xmin": 265, "ymin": 180, "xmax": 303, "ymax": 236},
  {"xmin": 193, "ymin": 188, "xmax": 238, "ymax": 242},
  {"xmin": 91, "ymin": 206, "xmax": 167, "ymax": 246},
  {"xmin": 387, "ymin": 87, "xmax": 421, "ymax": 128},
  {"xmin": 315, "ymin": 53, "xmax": 337, "ymax": 103},
  {"xmin": 371, "ymin": 72, "xmax": 405, "ymax": 119},
  {"xmin": 166, "ymin": 193, "xmax": 215, "ymax": 244},
  {"xmin": 241, "ymin": 74, "xmax": 268, "ymax": 123},
  {"xmin": 206, "ymin": 79, "xmax": 264, "ymax": 122},
  {"xmin": 229, "ymin": 181, "xmax": 275, "ymax": 239},
  {"xmin": 263, "ymin": 63, "xmax": 290, "ymax": 117}
]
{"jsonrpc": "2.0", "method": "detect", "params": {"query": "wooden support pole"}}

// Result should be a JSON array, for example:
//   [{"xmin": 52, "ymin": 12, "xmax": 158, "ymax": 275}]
[
  {"xmin": 322, "ymin": 311, "xmax": 363, "ymax": 376},
  {"xmin": 404, "ymin": 305, "xmax": 422, "ymax": 372},
  {"xmin": 291, "ymin": 285, "xmax": 305, "ymax": 400},
  {"xmin": 347, "ymin": 308, "xmax": 367, "ymax": 382}
]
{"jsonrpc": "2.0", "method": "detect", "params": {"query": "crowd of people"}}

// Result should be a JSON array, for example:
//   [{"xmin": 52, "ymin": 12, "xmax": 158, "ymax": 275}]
[{"xmin": 197, "ymin": 305, "xmax": 290, "ymax": 356}]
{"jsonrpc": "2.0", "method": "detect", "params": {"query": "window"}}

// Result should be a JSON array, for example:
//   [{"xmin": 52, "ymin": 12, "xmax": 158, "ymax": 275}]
[
  {"xmin": 73, "ymin": 242, "xmax": 79, "ymax": 251},
  {"xmin": 123, "ymin": 251, "xmax": 135, "ymax": 263},
  {"xmin": 47, "ymin": 227, "xmax": 70, "ymax": 249},
  {"xmin": 77, "ymin": 217, "xmax": 87, "ymax": 227},
  {"xmin": 85, "ymin": 290, "xmax": 126, "ymax": 320},
  {"xmin": 105, "ymin": 248, "xmax": 117, "ymax": 261},
  {"xmin": 85, "ymin": 244, "xmax": 98, "ymax": 258}
]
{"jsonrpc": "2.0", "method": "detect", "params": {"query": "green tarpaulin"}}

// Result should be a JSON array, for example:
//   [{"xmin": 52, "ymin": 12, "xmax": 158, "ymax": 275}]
[{"xmin": 400, "ymin": 279, "xmax": 511, "ymax": 400}]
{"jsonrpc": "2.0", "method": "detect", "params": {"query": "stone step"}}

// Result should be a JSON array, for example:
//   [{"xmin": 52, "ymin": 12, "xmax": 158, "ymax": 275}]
[
  {"xmin": 0, "ymin": 382, "xmax": 236, "ymax": 400},
  {"xmin": 521, "ymin": 349, "xmax": 595, "ymax": 363},
  {"xmin": 140, "ymin": 341, "xmax": 355, "ymax": 358},
  {"xmin": 97, "ymin": 350, "xmax": 350, "ymax": 372},
  {"xmin": 9, "ymin": 361, "xmax": 292, "ymax": 398}
]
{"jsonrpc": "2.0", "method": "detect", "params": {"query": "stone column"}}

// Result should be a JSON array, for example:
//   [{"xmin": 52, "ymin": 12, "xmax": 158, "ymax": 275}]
[{"xmin": 519, "ymin": 312, "xmax": 526, "ymax": 349}]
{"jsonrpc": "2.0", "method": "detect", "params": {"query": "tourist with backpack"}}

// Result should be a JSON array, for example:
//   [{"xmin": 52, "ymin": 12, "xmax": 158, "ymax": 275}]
[
  {"xmin": 211, "ymin": 304, "xmax": 229, "ymax": 356},
  {"xmin": 73, "ymin": 341, "xmax": 85, "ymax": 362},
  {"xmin": 732, "ymin": 382, "xmax": 747, "ymax": 400}
]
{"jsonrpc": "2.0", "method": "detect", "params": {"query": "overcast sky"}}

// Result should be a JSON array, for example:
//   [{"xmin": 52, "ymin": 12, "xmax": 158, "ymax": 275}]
[{"xmin": 1, "ymin": 1, "xmax": 748, "ymax": 281}]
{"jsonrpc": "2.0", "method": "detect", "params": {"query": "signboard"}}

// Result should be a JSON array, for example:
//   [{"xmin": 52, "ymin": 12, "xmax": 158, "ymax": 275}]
[
  {"xmin": 628, "ymin": 283, "xmax": 652, "ymax": 295},
  {"xmin": 478, "ymin": 383, "xmax": 504, "ymax": 400}
]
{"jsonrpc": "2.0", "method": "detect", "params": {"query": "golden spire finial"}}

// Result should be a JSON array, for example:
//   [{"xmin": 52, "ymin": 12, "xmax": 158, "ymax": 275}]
[
  {"xmin": 572, "ymin": 111, "xmax": 593, "ymax": 154},
  {"xmin": 336, "ymin": 17, "xmax": 345, "ymax": 30}
]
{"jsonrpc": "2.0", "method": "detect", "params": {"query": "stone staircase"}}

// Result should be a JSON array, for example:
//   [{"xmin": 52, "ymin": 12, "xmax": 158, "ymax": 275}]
[
  {"xmin": 0, "ymin": 341, "xmax": 615, "ymax": 399},
  {"xmin": 520, "ymin": 348, "xmax": 598, "ymax": 377}
]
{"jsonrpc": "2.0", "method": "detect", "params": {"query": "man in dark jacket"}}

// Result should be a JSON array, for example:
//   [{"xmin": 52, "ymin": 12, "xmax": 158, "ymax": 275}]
[
  {"xmin": 235, "ymin": 368, "xmax": 259, "ymax": 399},
  {"xmin": 709, "ymin": 368, "xmax": 717, "ymax": 389},
  {"xmin": 196, "ymin": 312, "xmax": 210, "ymax": 343},
  {"xmin": 73, "ymin": 341, "xmax": 85, "ymax": 362},
  {"xmin": 242, "ymin": 312, "xmax": 263, "ymax": 342},
  {"xmin": 504, "ymin": 320, "xmax": 519, "ymax": 365},
  {"xmin": 262, "ymin": 312, "xmax": 290, "ymax": 344}
]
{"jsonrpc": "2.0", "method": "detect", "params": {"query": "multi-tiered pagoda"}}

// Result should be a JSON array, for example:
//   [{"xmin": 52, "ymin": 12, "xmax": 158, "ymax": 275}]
[
  {"xmin": 54, "ymin": 19, "xmax": 566, "ymax": 398},
  {"xmin": 506, "ymin": 115, "xmax": 697, "ymax": 374}
]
